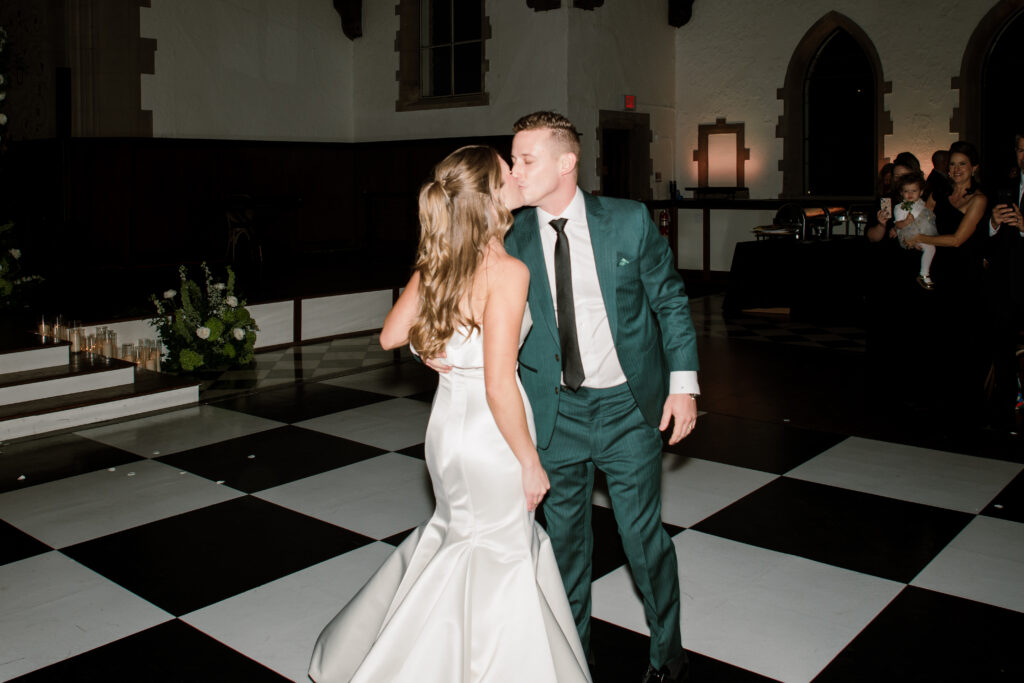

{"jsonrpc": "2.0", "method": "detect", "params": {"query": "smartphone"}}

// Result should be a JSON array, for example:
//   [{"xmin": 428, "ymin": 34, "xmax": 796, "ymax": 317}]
[
  {"xmin": 995, "ymin": 188, "xmax": 1018, "ymax": 208},
  {"xmin": 880, "ymin": 197, "xmax": 892, "ymax": 217}
]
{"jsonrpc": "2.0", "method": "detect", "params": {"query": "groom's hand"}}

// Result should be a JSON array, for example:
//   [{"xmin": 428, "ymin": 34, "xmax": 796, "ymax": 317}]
[
  {"xmin": 423, "ymin": 352, "xmax": 452, "ymax": 374},
  {"xmin": 660, "ymin": 393, "xmax": 697, "ymax": 445}
]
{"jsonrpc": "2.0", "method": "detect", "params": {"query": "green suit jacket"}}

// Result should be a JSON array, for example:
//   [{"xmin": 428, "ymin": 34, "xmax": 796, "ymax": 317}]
[{"xmin": 505, "ymin": 191, "xmax": 699, "ymax": 449}]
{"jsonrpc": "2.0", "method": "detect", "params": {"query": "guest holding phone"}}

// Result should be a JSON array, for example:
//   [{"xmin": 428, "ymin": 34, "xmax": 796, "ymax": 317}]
[{"xmin": 982, "ymin": 132, "xmax": 1024, "ymax": 429}]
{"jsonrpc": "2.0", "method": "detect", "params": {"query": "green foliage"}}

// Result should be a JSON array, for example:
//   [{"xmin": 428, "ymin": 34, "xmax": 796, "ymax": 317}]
[
  {"xmin": 150, "ymin": 263, "xmax": 259, "ymax": 373},
  {"xmin": 0, "ymin": 222, "xmax": 44, "ymax": 309}
]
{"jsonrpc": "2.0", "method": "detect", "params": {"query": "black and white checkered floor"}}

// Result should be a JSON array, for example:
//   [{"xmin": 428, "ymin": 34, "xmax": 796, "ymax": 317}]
[{"xmin": 1, "ymin": 317, "xmax": 1022, "ymax": 681}]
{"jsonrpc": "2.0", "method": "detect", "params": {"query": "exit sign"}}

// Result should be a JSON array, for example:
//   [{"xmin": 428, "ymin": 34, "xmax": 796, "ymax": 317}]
[{"xmin": 624, "ymin": 94, "xmax": 636, "ymax": 110}]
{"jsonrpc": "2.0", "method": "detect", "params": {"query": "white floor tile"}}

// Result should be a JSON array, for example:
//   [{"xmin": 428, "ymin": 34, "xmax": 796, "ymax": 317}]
[
  {"xmin": 592, "ymin": 530, "xmax": 903, "ymax": 683},
  {"xmin": 787, "ymin": 437, "xmax": 1023, "ymax": 513},
  {"xmin": 0, "ymin": 460, "xmax": 243, "ymax": 548},
  {"xmin": 0, "ymin": 551, "xmax": 171, "ymax": 681},
  {"xmin": 256, "ymin": 452, "xmax": 434, "ymax": 539},
  {"xmin": 183, "ymin": 543, "xmax": 394, "ymax": 683},
  {"xmin": 77, "ymin": 405, "xmax": 283, "ymax": 457},
  {"xmin": 296, "ymin": 398, "xmax": 431, "ymax": 451},
  {"xmin": 911, "ymin": 515, "xmax": 1024, "ymax": 613},
  {"xmin": 592, "ymin": 454, "xmax": 776, "ymax": 528}
]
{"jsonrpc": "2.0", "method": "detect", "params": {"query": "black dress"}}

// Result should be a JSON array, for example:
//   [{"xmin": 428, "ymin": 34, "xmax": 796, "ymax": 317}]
[{"xmin": 928, "ymin": 189, "xmax": 988, "ymax": 415}]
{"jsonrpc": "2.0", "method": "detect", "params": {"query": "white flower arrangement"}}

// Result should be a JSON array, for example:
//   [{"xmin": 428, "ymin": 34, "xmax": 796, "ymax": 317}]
[{"xmin": 150, "ymin": 263, "xmax": 258, "ymax": 372}]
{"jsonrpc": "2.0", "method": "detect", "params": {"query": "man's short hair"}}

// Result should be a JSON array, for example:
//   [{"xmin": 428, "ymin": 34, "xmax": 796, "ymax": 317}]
[
  {"xmin": 513, "ymin": 111, "xmax": 582, "ymax": 160},
  {"xmin": 931, "ymin": 149, "xmax": 948, "ymax": 166}
]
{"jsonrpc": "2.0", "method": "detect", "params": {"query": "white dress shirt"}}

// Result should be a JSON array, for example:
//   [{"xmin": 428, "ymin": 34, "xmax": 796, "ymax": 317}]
[{"xmin": 535, "ymin": 188, "xmax": 700, "ymax": 395}]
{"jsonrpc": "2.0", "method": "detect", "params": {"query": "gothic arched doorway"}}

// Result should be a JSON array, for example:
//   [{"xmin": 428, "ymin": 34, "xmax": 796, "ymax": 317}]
[
  {"xmin": 778, "ymin": 12, "xmax": 891, "ymax": 198},
  {"xmin": 952, "ymin": 0, "xmax": 1024, "ymax": 185},
  {"xmin": 804, "ymin": 30, "xmax": 875, "ymax": 196},
  {"xmin": 980, "ymin": 8, "xmax": 1024, "ymax": 185}
]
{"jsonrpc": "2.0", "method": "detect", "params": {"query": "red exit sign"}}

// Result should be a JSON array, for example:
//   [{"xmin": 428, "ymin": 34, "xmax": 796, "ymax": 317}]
[{"xmin": 624, "ymin": 94, "xmax": 636, "ymax": 110}]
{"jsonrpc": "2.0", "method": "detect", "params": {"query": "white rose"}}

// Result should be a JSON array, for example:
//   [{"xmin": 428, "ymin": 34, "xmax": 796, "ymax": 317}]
[
  {"xmin": 232, "ymin": 328, "xmax": 245, "ymax": 341},
  {"xmin": 0, "ymin": 113, "xmax": 7, "ymax": 126},
  {"xmin": 163, "ymin": 289, "xmax": 176, "ymax": 299},
  {"xmin": 196, "ymin": 326, "xmax": 211, "ymax": 339},
  {"xmin": 214, "ymin": 283, "xmax": 226, "ymax": 290},
  {"xmin": 0, "ymin": 92, "xmax": 6, "ymax": 102},
  {"xmin": 9, "ymin": 248, "xmax": 20, "ymax": 259},
  {"xmin": 225, "ymin": 296, "xmax": 238, "ymax": 307}
]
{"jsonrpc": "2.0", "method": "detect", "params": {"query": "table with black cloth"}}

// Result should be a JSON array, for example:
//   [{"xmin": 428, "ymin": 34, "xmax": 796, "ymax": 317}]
[{"xmin": 723, "ymin": 238, "xmax": 869, "ymax": 323}]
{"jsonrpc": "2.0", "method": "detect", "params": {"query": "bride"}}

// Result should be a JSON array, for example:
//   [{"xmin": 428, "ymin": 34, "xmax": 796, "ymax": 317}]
[{"xmin": 308, "ymin": 145, "xmax": 592, "ymax": 683}]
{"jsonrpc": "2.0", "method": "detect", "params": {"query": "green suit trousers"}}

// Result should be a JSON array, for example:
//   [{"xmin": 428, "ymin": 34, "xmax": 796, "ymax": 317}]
[{"xmin": 540, "ymin": 382, "xmax": 682, "ymax": 669}]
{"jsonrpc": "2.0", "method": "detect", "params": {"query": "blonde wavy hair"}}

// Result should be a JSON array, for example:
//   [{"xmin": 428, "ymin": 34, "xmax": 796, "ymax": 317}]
[{"xmin": 409, "ymin": 145, "xmax": 514, "ymax": 359}]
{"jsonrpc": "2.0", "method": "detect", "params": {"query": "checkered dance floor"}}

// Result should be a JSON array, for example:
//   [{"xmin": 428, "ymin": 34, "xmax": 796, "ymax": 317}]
[{"xmin": 1, "ymin": 325, "xmax": 1022, "ymax": 681}]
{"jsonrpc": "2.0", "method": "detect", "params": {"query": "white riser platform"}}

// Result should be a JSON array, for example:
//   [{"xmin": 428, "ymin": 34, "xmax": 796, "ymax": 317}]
[
  {"xmin": 0, "ymin": 385, "xmax": 199, "ymax": 441},
  {"xmin": 0, "ymin": 345, "xmax": 70, "ymax": 374},
  {"xmin": 0, "ymin": 366, "xmax": 136, "ymax": 407}
]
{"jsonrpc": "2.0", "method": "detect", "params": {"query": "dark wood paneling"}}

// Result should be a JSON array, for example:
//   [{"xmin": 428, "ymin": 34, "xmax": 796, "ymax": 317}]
[{"xmin": 2, "ymin": 135, "xmax": 512, "ymax": 319}]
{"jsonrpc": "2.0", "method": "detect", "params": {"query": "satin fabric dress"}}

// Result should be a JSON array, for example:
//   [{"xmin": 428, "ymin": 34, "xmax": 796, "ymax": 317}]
[{"xmin": 309, "ymin": 310, "xmax": 591, "ymax": 683}]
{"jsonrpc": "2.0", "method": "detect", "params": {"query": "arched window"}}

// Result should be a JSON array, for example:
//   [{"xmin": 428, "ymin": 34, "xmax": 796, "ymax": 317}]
[
  {"xmin": 804, "ymin": 30, "xmax": 875, "ymax": 196},
  {"xmin": 777, "ymin": 12, "xmax": 891, "ymax": 198},
  {"xmin": 951, "ymin": 0, "xmax": 1024, "ymax": 183}
]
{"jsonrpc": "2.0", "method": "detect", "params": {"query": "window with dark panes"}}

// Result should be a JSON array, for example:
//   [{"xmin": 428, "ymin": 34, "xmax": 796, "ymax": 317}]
[
  {"xmin": 420, "ymin": 0, "xmax": 484, "ymax": 98},
  {"xmin": 397, "ymin": 0, "xmax": 489, "ymax": 111}
]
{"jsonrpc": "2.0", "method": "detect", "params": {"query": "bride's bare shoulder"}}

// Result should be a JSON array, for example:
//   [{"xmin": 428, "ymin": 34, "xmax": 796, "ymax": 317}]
[
  {"xmin": 484, "ymin": 250, "xmax": 529, "ymax": 288},
  {"xmin": 481, "ymin": 245, "xmax": 529, "ymax": 283}
]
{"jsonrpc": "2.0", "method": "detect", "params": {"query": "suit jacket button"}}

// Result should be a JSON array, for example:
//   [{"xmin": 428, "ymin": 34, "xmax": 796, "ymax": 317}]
[
  {"xmin": 555, "ymin": 354, "xmax": 560, "ymax": 361},
  {"xmin": 554, "ymin": 387, "xmax": 559, "ymax": 394}
]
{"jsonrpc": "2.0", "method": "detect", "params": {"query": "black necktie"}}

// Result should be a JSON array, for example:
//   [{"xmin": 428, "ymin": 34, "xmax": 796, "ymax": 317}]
[{"xmin": 549, "ymin": 218, "xmax": 585, "ymax": 391}]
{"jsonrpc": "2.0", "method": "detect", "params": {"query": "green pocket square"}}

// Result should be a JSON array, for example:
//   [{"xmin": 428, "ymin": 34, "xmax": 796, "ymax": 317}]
[{"xmin": 618, "ymin": 257, "xmax": 631, "ymax": 266}]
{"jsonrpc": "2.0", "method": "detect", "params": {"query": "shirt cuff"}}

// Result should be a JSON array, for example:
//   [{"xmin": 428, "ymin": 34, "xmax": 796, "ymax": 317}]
[
  {"xmin": 669, "ymin": 370, "xmax": 700, "ymax": 395},
  {"xmin": 990, "ymin": 219, "xmax": 1001, "ymax": 236}
]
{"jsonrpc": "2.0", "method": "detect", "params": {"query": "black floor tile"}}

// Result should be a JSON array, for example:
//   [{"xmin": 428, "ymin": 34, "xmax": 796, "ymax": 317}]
[
  {"xmin": 665, "ymin": 413, "xmax": 846, "ymax": 474},
  {"xmin": 981, "ymin": 469, "xmax": 1024, "ymax": 524},
  {"xmin": 0, "ymin": 433, "xmax": 143, "ymax": 494},
  {"xmin": 813, "ymin": 586, "xmax": 1024, "ymax": 682},
  {"xmin": 61, "ymin": 496, "xmax": 374, "ymax": 616},
  {"xmin": 381, "ymin": 526, "xmax": 418, "ymax": 546},
  {"xmin": 11, "ymin": 618, "xmax": 289, "ymax": 682},
  {"xmin": 210, "ymin": 382, "xmax": 389, "ymax": 423},
  {"xmin": 693, "ymin": 477, "xmax": 972, "ymax": 583},
  {"xmin": 406, "ymin": 389, "xmax": 437, "ymax": 403},
  {"xmin": 0, "ymin": 519, "xmax": 52, "ymax": 566},
  {"xmin": 396, "ymin": 443, "xmax": 425, "ymax": 460},
  {"xmin": 156, "ymin": 426, "xmax": 386, "ymax": 493}
]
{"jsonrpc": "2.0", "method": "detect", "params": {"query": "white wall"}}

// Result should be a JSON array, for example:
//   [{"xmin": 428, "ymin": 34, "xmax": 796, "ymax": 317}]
[
  {"xmin": 568, "ymin": 0, "xmax": 676, "ymax": 195},
  {"xmin": 140, "ymin": 0, "xmax": 354, "ymax": 141},
  {"xmin": 350, "ymin": 1, "xmax": 567, "ymax": 142},
  {"xmin": 673, "ymin": 0, "xmax": 994, "ymax": 197},
  {"xmin": 136, "ymin": 0, "xmax": 1003, "ymax": 272}
]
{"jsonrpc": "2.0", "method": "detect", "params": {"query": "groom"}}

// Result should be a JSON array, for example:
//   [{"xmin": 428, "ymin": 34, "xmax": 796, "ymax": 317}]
[{"xmin": 505, "ymin": 111, "xmax": 699, "ymax": 683}]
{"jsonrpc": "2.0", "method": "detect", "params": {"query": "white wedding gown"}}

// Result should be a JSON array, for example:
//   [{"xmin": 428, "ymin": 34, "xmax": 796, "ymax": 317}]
[{"xmin": 309, "ymin": 310, "xmax": 592, "ymax": 683}]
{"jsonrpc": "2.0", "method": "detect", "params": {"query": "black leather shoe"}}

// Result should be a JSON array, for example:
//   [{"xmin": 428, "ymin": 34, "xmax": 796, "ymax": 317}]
[{"xmin": 641, "ymin": 650, "xmax": 690, "ymax": 682}]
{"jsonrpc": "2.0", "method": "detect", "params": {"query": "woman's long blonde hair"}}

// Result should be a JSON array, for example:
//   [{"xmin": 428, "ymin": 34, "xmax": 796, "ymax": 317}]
[{"xmin": 409, "ymin": 145, "xmax": 513, "ymax": 359}]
